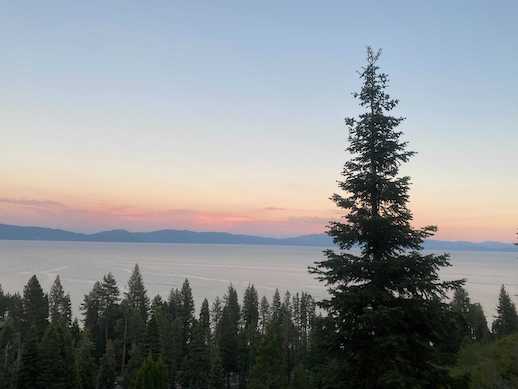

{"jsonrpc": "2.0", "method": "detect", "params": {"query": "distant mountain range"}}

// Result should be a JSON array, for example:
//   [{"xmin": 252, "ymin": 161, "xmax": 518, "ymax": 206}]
[{"xmin": 0, "ymin": 223, "xmax": 517, "ymax": 252}]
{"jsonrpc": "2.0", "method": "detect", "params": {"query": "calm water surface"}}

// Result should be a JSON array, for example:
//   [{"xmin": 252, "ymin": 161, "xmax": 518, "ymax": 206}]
[{"xmin": 0, "ymin": 240, "xmax": 516, "ymax": 320}]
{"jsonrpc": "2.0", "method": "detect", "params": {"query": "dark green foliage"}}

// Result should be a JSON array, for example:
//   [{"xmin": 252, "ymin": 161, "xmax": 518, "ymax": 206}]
[
  {"xmin": 124, "ymin": 265, "xmax": 150, "ymax": 324},
  {"xmin": 451, "ymin": 287, "xmax": 490, "ymax": 342},
  {"xmin": 199, "ymin": 298, "xmax": 211, "ymax": 346},
  {"xmin": 258, "ymin": 296, "xmax": 270, "ymax": 335},
  {"xmin": 22, "ymin": 275, "xmax": 49, "ymax": 337},
  {"xmin": 240, "ymin": 285, "xmax": 259, "ymax": 386},
  {"xmin": 49, "ymin": 275, "xmax": 72, "ymax": 327},
  {"xmin": 181, "ymin": 319, "xmax": 211, "ymax": 388},
  {"xmin": 0, "ymin": 318, "xmax": 21, "ymax": 389},
  {"xmin": 309, "ymin": 47, "xmax": 463, "ymax": 388},
  {"xmin": 96, "ymin": 340, "xmax": 117, "ymax": 389},
  {"xmin": 452, "ymin": 333, "xmax": 518, "ymax": 388},
  {"xmin": 75, "ymin": 334, "xmax": 97, "ymax": 389},
  {"xmin": 81, "ymin": 281, "xmax": 103, "ymax": 353},
  {"xmin": 38, "ymin": 322, "xmax": 76, "ymax": 389},
  {"xmin": 17, "ymin": 328, "xmax": 41, "ymax": 389},
  {"xmin": 0, "ymin": 285, "xmax": 6, "ymax": 320},
  {"xmin": 492, "ymin": 285, "xmax": 518, "ymax": 337},
  {"xmin": 99, "ymin": 273, "xmax": 121, "ymax": 343},
  {"xmin": 131, "ymin": 356, "xmax": 168, "ymax": 389},
  {"xmin": 248, "ymin": 329, "xmax": 286, "ymax": 389},
  {"xmin": 219, "ymin": 285, "xmax": 240, "ymax": 386},
  {"xmin": 121, "ymin": 265, "xmax": 150, "ymax": 379},
  {"xmin": 210, "ymin": 353, "xmax": 225, "ymax": 389},
  {"xmin": 180, "ymin": 279, "xmax": 195, "ymax": 353},
  {"xmin": 1, "ymin": 267, "xmax": 511, "ymax": 389}
]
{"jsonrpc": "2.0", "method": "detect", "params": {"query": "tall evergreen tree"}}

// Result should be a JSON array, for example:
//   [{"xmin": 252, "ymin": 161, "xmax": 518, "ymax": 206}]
[
  {"xmin": 49, "ymin": 275, "xmax": 72, "ymax": 327},
  {"xmin": 81, "ymin": 281, "xmax": 104, "ymax": 357},
  {"xmin": 242, "ymin": 285, "xmax": 259, "ymax": 343},
  {"xmin": 199, "ymin": 298, "xmax": 211, "ymax": 347},
  {"xmin": 309, "ymin": 48, "xmax": 463, "ymax": 388},
  {"xmin": 22, "ymin": 275, "xmax": 49, "ymax": 337},
  {"xmin": 124, "ymin": 264, "xmax": 150, "ymax": 324},
  {"xmin": 121, "ymin": 265, "xmax": 149, "ymax": 376},
  {"xmin": 492, "ymin": 284, "xmax": 518, "ymax": 336},
  {"xmin": 258, "ymin": 296, "xmax": 270, "ymax": 335},
  {"xmin": 239, "ymin": 285, "xmax": 259, "ymax": 387},
  {"xmin": 219, "ymin": 285, "xmax": 240, "ymax": 388},
  {"xmin": 451, "ymin": 287, "xmax": 489, "ymax": 341},
  {"xmin": 468, "ymin": 303, "xmax": 490, "ymax": 341},
  {"xmin": 180, "ymin": 279, "xmax": 195, "ymax": 351},
  {"xmin": 99, "ymin": 273, "xmax": 120, "ymax": 344},
  {"xmin": 271, "ymin": 289, "xmax": 281, "ymax": 324}
]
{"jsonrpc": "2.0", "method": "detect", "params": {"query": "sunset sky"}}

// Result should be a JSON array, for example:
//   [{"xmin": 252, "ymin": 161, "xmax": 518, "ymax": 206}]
[{"xmin": 1, "ymin": 2, "xmax": 517, "ymax": 242}]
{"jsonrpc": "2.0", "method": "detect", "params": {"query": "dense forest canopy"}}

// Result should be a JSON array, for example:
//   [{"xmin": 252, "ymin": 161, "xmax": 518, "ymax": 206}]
[{"xmin": 0, "ymin": 270, "xmax": 516, "ymax": 388}]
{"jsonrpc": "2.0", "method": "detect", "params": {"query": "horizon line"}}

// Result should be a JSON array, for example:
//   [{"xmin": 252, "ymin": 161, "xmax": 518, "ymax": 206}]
[{"xmin": 1, "ymin": 222, "xmax": 516, "ymax": 245}]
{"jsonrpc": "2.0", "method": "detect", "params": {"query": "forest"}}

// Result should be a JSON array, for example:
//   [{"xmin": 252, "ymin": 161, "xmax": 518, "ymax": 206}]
[
  {"xmin": 1, "ymin": 48, "xmax": 518, "ymax": 388},
  {"xmin": 0, "ymin": 270, "xmax": 517, "ymax": 388}
]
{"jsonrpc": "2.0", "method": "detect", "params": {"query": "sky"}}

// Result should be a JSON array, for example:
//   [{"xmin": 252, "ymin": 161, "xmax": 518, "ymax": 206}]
[{"xmin": 1, "ymin": 1, "xmax": 517, "ymax": 242}]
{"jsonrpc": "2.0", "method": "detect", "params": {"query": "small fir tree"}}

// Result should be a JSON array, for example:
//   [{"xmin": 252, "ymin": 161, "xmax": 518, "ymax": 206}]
[{"xmin": 492, "ymin": 285, "xmax": 518, "ymax": 336}]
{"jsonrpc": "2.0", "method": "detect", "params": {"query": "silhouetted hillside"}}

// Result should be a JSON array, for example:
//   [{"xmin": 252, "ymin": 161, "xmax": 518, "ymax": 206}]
[{"xmin": 0, "ymin": 223, "xmax": 517, "ymax": 252}]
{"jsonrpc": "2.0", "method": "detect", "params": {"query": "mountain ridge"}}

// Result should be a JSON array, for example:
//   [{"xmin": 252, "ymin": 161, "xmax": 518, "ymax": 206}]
[{"xmin": 0, "ymin": 223, "xmax": 516, "ymax": 252}]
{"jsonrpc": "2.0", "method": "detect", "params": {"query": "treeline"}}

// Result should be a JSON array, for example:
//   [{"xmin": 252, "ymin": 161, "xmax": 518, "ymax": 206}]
[
  {"xmin": 450, "ymin": 284, "xmax": 518, "ymax": 387},
  {"xmin": 0, "ymin": 266, "xmax": 320, "ymax": 389},
  {"xmin": 1, "ymin": 268, "xmax": 518, "ymax": 388}
]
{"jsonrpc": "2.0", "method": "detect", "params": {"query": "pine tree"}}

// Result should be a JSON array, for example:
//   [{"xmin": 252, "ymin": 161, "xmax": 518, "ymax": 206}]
[
  {"xmin": 49, "ymin": 275, "xmax": 72, "ymax": 327},
  {"xmin": 309, "ymin": 48, "xmax": 463, "ymax": 388},
  {"xmin": 124, "ymin": 264, "xmax": 150, "ymax": 324},
  {"xmin": 492, "ymin": 284, "xmax": 518, "ymax": 336},
  {"xmin": 451, "ymin": 287, "xmax": 489, "ymax": 341},
  {"xmin": 146, "ymin": 303, "xmax": 162, "ymax": 358},
  {"xmin": 121, "ymin": 265, "xmax": 149, "ymax": 375},
  {"xmin": 258, "ymin": 296, "xmax": 270, "ymax": 335},
  {"xmin": 242, "ymin": 285, "xmax": 259, "ymax": 343},
  {"xmin": 219, "ymin": 285, "xmax": 240, "ymax": 388},
  {"xmin": 271, "ymin": 289, "xmax": 281, "ymax": 323},
  {"xmin": 239, "ymin": 285, "xmax": 259, "ymax": 387},
  {"xmin": 81, "ymin": 281, "xmax": 104, "ymax": 356},
  {"xmin": 180, "ymin": 279, "xmax": 195, "ymax": 353},
  {"xmin": 99, "ymin": 273, "xmax": 120, "ymax": 344},
  {"xmin": 211, "ymin": 297, "xmax": 223, "ymax": 335},
  {"xmin": 22, "ymin": 275, "xmax": 49, "ymax": 337},
  {"xmin": 468, "ymin": 303, "xmax": 489, "ymax": 341},
  {"xmin": 199, "ymin": 298, "xmax": 211, "ymax": 347}
]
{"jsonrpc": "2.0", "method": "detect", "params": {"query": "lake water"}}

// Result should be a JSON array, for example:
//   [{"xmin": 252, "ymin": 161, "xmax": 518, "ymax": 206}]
[{"xmin": 0, "ymin": 240, "xmax": 517, "ymax": 322}]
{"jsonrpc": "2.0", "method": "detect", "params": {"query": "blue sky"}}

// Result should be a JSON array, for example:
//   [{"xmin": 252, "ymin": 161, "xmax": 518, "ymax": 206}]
[{"xmin": 1, "ymin": 1, "xmax": 517, "ymax": 241}]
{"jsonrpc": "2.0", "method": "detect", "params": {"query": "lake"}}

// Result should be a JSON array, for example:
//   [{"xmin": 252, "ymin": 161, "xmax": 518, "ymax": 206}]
[{"xmin": 0, "ymin": 240, "xmax": 516, "ymax": 321}]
